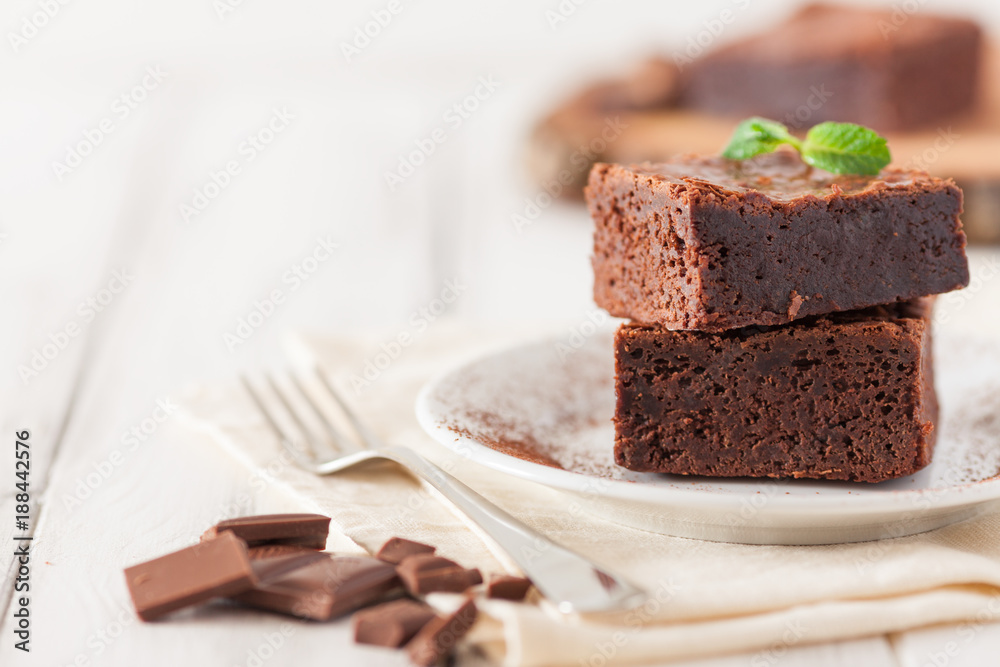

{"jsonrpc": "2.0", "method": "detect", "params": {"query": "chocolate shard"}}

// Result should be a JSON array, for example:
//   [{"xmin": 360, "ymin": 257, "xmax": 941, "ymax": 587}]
[
  {"xmin": 353, "ymin": 599, "xmax": 437, "ymax": 648},
  {"xmin": 397, "ymin": 555, "xmax": 483, "ymax": 596},
  {"xmin": 247, "ymin": 545, "xmax": 329, "ymax": 584},
  {"xmin": 406, "ymin": 599, "xmax": 478, "ymax": 667},
  {"xmin": 231, "ymin": 555, "xmax": 401, "ymax": 621},
  {"xmin": 201, "ymin": 514, "xmax": 331, "ymax": 549},
  {"xmin": 486, "ymin": 574, "xmax": 532, "ymax": 601},
  {"xmin": 125, "ymin": 532, "xmax": 256, "ymax": 622},
  {"xmin": 247, "ymin": 544, "xmax": 320, "ymax": 560},
  {"xmin": 375, "ymin": 537, "xmax": 436, "ymax": 564}
]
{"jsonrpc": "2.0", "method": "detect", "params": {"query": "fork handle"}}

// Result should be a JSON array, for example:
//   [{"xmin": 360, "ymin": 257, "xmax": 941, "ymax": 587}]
[{"xmin": 382, "ymin": 446, "xmax": 645, "ymax": 614}]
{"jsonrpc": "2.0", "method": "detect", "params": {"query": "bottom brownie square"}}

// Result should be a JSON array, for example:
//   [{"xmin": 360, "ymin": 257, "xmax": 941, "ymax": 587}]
[{"xmin": 614, "ymin": 300, "xmax": 937, "ymax": 482}]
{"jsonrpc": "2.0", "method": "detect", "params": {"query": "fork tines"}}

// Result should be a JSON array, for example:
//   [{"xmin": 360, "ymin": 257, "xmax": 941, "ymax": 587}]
[{"xmin": 241, "ymin": 368, "xmax": 377, "ymax": 460}]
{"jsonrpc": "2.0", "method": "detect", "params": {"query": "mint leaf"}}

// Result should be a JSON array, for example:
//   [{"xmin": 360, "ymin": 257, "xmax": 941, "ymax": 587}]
[
  {"xmin": 721, "ymin": 118, "xmax": 892, "ymax": 176},
  {"xmin": 800, "ymin": 122, "xmax": 891, "ymax": 175},
  {"xmin": 721, "ymin": 117, "xmax": 801, "ymax": 160}
]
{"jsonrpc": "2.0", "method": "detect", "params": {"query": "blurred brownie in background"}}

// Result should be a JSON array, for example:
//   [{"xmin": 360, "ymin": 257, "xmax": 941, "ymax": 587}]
[
  {"xmin": 528, "ymin": 4, "xmax": 1000, "ymax": 242},
  {"xmin": 528, "ymin": 58, "xmax": 680, "ymax": 197},
  {"xmin": 571, "ymin": 58, "xmax": 680, "ymax": 113},
  {"xmin": 680, "ymin": 3, "xmax": 982, "ymax": 132}
]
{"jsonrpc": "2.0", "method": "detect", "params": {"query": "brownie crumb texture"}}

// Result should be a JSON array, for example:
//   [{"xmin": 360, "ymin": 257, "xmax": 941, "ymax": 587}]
[
  {"xmin": 613, "ymin": 305, "xmax": 937, "ymax": 483},
  {"xmin": 588, "ymin": 153, "xmax": 969, "ymax": 332}
]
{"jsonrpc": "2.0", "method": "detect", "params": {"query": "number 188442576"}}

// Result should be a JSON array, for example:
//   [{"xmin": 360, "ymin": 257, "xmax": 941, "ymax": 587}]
[{"xmin": 15, "ymin": 430, "xmax": 30, "ymax": 530}]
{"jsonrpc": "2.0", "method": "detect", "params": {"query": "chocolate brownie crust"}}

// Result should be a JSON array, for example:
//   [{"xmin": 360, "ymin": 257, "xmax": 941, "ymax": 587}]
[
  {"xmin": 589, "ymin": 152, "xmax": 969, "ymax": 331},
  {"xmin": 613, "ymin": 301, "xmax": 937, "ymax": 482}
]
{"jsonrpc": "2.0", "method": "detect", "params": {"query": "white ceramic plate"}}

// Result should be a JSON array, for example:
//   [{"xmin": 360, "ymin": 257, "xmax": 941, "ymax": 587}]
[{"xmin": 416, "ymin": 328, "xmax": 1000, "ymax": 545}]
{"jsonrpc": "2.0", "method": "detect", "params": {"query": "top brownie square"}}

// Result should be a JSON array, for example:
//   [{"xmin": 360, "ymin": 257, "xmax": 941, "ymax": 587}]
[{"xmin": 587, "ymin": 151, "xmax": 968, "ymax": 332}]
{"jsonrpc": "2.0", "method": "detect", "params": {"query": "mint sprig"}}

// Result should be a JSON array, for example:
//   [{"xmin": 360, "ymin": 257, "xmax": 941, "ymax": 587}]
[
  {"xmin": 721, "ymin": 118, "xmax": 891, "ymax": 175},
  {"xmin": 720, "ymin": 118, "xmax": 801, "ymax": 160}
]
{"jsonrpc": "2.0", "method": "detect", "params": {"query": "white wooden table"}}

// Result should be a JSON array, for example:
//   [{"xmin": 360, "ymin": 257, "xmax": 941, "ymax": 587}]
[{"xmin": 2, "ymin": 1, "xmax": 1000, "ymax": 664}]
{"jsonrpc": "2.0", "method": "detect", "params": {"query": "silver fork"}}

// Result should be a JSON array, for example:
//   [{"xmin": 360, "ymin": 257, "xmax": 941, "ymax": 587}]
[{"xmin": 241, "ymin": 368, "xmax": 646, "ymax": 614}]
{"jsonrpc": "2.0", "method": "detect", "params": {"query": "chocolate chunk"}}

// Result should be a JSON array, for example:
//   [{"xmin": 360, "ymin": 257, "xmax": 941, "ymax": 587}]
[
  {"xmin": 397, "ymin": 555, "xmax": 482, "ymax": 596},
  {"xmin": 247, "ymin": 544, "xmax": 319, "ymax": 560},
  {"xmin": 464, "ymin": 568, "xmax": 483, "ymax": 589},
  {"xmin": 406, "ymin": 599, "xmax": 478, "ymax": 667},
  {"xmin": 247, "ymin": 545, "xmax": 329, "ymax": 583},
  {"xmin": 232, "ymin": 555, "xmax": 401, "ymax": 621},
  {"xmin": 353, "ymin": 599, "xmax": 437, "ymax": 648},
  {"xmin": 201, "ymin": 514, "xmax": 330, "ymax": 549},
  {"xmin": 125, "ymin": 532, "xmax": 256, "ymax": 621},
  {"xmin": 486, "ymin": 574, "xmax": 532, "ymax": 601},
  {"xmin": 376, "ymin": 537, "xmax": 436, "ymax": 564}
]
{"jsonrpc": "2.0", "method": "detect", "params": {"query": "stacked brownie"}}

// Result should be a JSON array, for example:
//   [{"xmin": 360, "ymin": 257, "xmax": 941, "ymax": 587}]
[{"xmin": 585, "ymin": 150, "xmax": 969, "ymax": 482}]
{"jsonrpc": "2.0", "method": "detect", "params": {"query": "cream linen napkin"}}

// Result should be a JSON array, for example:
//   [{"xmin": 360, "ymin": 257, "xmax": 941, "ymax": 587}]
[{"xmin": 180, "ymin": 320, "xmax": 1000, "ymax": 667}]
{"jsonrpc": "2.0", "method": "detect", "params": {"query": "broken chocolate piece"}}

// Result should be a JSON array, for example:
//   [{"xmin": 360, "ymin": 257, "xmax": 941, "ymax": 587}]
[
  {"xmin": 406, "ymin": 599, "xmax": 478, "ymax": 667},
  {"xmin": 376, "ymin": 537, "xmax": 436, "ymax": 564},
  {"xmin": 486, "ymin": 574, "xmax": 532, "ymax": 601},
  {"xmin": 397, "ymin": 555, "xmax": 482, "ymax": 596},
  {"xmin": 232, "ymin": 555, "xmax": 400, "ymax": 621},
  {"xmin": 353, "ymin": 599, "xmax": 437, "ymax": 648},
  {"xmin": 247, "ymin": 545, "xmax": 329, "ymax": 584},
  {"xmin": 125, "ymin": 532, "xmax": 256, "ymax": 621},
  {"xmin": 201, "ymin": 514, "xmax": 331, "ymax": 549},
  {"xmin": 247, "ymin": 544, "xmax": 319, "ymax": 560}
]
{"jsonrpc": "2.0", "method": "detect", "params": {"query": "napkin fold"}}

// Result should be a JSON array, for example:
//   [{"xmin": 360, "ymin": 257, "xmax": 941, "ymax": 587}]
[{"xmin": 180, "ymin": 321, "xmax": 1000, "ymax": 666}]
